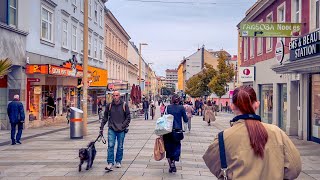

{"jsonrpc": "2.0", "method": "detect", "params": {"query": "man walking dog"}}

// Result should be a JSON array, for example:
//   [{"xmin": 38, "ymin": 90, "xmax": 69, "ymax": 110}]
[{"xmin": 100, "ymin": 91, "xmax": 131, "ymax": 171}]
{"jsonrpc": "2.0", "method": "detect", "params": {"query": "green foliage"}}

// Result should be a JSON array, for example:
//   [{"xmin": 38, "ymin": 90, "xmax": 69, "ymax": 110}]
[
  {"xmin": 0, "ymin": 58, "xmax": 12, "ymax": 78},
  {"xmin": 208, "ymin": 52, "xmax": 235, "ymax": 98}
]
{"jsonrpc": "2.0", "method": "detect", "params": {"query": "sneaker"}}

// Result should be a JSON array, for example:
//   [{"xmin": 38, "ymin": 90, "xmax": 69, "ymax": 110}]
[
  {"xmin": 115, "ymin": 162, "xmax": 121, "ymax": 168},
  {"xmin": 11, "ymin": 142, "xmax": 16, "ymax": 145},
  {"xmin": 105, "ymin": 163, "xmax": 113, "ymax": 171}
]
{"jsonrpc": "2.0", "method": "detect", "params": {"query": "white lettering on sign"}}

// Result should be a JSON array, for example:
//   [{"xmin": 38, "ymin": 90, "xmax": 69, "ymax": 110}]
[{"xmin": 294, "ymin": 44, "xmax": 317, "ymax": 59}]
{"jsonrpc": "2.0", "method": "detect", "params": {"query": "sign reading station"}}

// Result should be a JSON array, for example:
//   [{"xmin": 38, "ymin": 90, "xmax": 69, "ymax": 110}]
[
  {"xmin": 289, "ymin": 30, "xmax": 320, "ymax": 61},
  {"xmin": 240, "ymin": 22, "xmax": 302, "ymax": 37}
]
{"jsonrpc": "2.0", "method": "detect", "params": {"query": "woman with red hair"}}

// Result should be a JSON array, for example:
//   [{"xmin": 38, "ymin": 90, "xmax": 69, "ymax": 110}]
[{"xmin": 203, "ymin": 86, "xmax": 301, "ymax": 180}]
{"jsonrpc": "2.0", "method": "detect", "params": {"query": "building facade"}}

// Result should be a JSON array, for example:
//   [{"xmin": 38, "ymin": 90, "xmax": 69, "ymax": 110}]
[
  {"xmin": 104, "ymin": 8, "xmax": 130, "ymax": 102},
  {"xmin": 177, "ymin": 63, "xmax": 184, "ymax": 91},
  {"xmin": 0, "ymin": 0, "xmax": 28, "ymax": 130},
  {"xmin": 127, "ymin": 41, "xmax": 139, "ymax": 87},
  {"xmin": 238, "ymin": 0, "xmax": 320, "ymax": 143},
  {"xmin": 165, "ymin": 69, "xmax": 178, "ymax": 89}
]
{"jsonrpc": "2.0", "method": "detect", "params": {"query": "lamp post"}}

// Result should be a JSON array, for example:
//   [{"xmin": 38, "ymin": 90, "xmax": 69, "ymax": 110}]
[{"xmin": 139, "ymin": 43, "xmax": 148, "ymax": 88}]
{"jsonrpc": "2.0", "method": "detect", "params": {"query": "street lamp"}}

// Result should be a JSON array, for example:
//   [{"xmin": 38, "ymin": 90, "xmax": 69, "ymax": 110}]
[{"xmin": 139, "ymin": 43, "xmax": 148, "ymax": 88}]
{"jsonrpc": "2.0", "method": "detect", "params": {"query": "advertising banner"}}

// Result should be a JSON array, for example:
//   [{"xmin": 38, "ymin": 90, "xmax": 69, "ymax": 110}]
[{"xmin": 240, "ymin": 22, "xmax": 302, "ymax": 37}]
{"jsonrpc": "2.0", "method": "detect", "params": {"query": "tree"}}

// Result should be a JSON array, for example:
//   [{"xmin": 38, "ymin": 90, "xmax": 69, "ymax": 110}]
[
  {"xmin": 185, "ymin": 63, "xmax": 217, "ymax": 97},
  {"xmin": 0, "ymin": 58, "xmax": 12, "ymax": 78},
  {"xmin": 208, "ymin": 52, "xmax": 235, "ymax": 105}
]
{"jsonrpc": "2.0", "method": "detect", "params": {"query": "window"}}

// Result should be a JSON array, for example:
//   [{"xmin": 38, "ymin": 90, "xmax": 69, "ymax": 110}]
[
  {"xmin": 119, "ymin": 41, "xmax": 121, "ymax": 54},
  {"xmin": 99, "ymin": 8, "xmax": 103, "ymax": 27},
  {"xmin": 94, "ymin": 2, "xmax": 98, "ymax": 23},
  {"xmin": 72, "ymin": 0, "xmax": 76, "ymax": 6},
  {"xmin": 244, "ymin": 37, "xmax": 248, "ymax": 60},
  {"xmin": 80, "ymin": 30, "xmax": 83, "ymax": 53},
  {"xmin": 99, "ymin": 41, "xmax": 103, "ymax": 60},
  {"xmin": 266, "ymin": 13, "xmax": 273, "ymax": 51},
  {"xmin": 278, "ymin": 4, "xmax": 286, "ymax": 42},
  {"xmin": 89, "ymin": 0, "xmax": 92, "ymax": 18},
  {"xmin": 109, "ymin": 32, "xmax": 111, "ymax": 47},
  {"xmin": 80, "ymin": 0, "xmax": 83, "ymax": 12},
  {"xmin": 9, "ymin": 0, "xmax": 17, "ymax": 27},
  {"xmin": 257, "ymin": 20, "xmax": 263, "ymax": 55},
  {"xmin": 62, "ymin": 20, "xmax": 68, "ymax": 48},
  {"xmin": 294, "ymin": 0, "xmax": 300, "ymax": 23},
  {"xmin": 94, "ymin": 38, "xmax": 97, "ymax": 58},
  {"xmin": 250, "ymin": 37, "xmax": 255, "ymax": 58},
  {"xmin": 72, "ymin": 25, "xmax": 77, "ymax": 51},
  {"xmin": 259, "ymin": 84, "xmax": 274, "ymax": 124},
  {"xmin": 41, "ymin": 6, "xmax": 54, "ymax": 42},
  {"xmin": 316, "ymin": 0, "xmax": 320, "ymax": 29},
  {"xmin": 89, "ymin": 35, "xmax": 92, "ymax": 56}
]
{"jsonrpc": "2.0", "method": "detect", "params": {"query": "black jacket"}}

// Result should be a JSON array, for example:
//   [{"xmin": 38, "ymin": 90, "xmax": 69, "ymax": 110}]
[
  {"xmin": 7, "ymin": 99, "xmax": 25, "ymax": 124},
  {"xmin": 166, "ymin": 104, "xmax": 188, "ymax": 130},
  {"xmin": 143, "ymin": 100, "xmax": 149, "ymax": 109},
  {"xmin": 100, "ymin": 100, "xmax": 131, "ymax": 132}
]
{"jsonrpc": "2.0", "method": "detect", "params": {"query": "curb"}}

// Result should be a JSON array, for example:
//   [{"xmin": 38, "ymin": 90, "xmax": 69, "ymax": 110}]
[{"xmin": 0, "ymin": 120, "xmax": 99, "ymax": 146}]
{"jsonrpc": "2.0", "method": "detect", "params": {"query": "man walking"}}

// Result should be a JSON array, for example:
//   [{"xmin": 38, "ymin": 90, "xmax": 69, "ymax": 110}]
[
  {"xmin": 142, "ymin": 98, "xmax": 149, "ymax": 120},
  {"xmin": 7, "ymin": 95, "xmax": 25, "ymax": 145},
  {"xmin": 100, "ymin": 91, "xmax": 131, "ymax": 171}
]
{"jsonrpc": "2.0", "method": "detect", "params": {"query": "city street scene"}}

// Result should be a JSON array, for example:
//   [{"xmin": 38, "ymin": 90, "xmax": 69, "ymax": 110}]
[{"xmin": 0, "ymin": 0, "xmax": 320, "ymax": 179}]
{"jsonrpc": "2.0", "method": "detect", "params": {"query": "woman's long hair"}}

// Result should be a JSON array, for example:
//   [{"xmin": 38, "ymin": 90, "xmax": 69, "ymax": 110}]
[{"xmin": 232, "ymin": 86, "xmax": 268, "ymax": 158}]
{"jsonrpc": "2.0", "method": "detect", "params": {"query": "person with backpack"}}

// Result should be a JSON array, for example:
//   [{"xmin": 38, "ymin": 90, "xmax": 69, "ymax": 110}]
[
  {"xmin": 203, "ymin": 86, "xmax": 301, "ymax": 180},
  {"xmin": 100, "ymin": 91, "xmax": 131, "ymax": 171}
]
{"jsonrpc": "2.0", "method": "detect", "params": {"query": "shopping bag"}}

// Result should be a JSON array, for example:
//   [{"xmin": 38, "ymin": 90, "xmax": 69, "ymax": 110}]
[
  {"xmin": 154, "ymin": 114, "xmax": 174, "ymax": 136},
  {"xmin": 154, "ymin": 137, "xmax": 165, "ymax": 161}
]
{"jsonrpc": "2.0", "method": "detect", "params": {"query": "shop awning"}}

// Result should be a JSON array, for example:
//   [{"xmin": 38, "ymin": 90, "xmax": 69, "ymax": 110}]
[{"xmin": 272, "ymin": 55, "xmax": 320, "ymax": 74}]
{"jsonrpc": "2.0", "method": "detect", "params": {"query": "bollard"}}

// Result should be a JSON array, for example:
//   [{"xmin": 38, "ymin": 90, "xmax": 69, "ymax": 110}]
[{"xmin": 70, "ymin": 107, "xmax": 84, "ymax": 139}]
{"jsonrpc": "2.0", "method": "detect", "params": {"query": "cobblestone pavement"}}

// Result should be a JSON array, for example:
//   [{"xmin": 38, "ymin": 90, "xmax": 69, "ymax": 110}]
[{"xmin": 0, "ymin": 110, "xmax": 319, "ymax": 180}]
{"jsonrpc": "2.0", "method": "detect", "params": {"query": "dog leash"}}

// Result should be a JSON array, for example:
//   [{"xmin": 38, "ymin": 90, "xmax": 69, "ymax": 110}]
[{"xmin": 95, "ymin": 134, "xmax": 106, "ymax": 144}]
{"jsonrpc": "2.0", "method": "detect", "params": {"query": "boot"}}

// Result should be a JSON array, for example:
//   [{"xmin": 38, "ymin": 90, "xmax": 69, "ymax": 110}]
[
  {"xmin": 171, "ymin": 160, "xmax": 176, "ymax": 172},
  {"xmin": 167, "ymin": 159, "xmax": 173, "ymax": 173}
]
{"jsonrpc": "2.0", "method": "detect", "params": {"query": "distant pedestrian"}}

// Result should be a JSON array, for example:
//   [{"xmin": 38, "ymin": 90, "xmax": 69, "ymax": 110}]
[
  {"xmin": 150, "ymin": 101, "xmax": 156, "ymax": 120},
  {"xmin": 163, "ymin": 95, "xmax": 188, "ymax": 173},
  {"xmin": 100, "ymin": 91, "xmax": 131, "ymax": 171},
  {"xmin": 202, "ymin": 101, "xmax": 207, "ymax": 121},
  {"xmin": 203, "ymin": 86, "xmax": 301, "ymax": 179},
  {"xmin": 183, "ymin": 102, "xmax": 194, "ymax": 132},
  {"xmin": 142, "ymin": 99, "xmax": 149, "ymax": 120},
  {"xmin": 7, "ymin": 95, "xmax": 25, "ymax": 145},
  {"xmin": 195, "ymin": 98, "xmax": 200, "ymax": 116},
  {"xmin": 160, "ymin": 103, "xmax": 166, "ymax": 117},
  {"xmin": 204, "ymin": 100, "xmax": 215, "ymax": 126}
]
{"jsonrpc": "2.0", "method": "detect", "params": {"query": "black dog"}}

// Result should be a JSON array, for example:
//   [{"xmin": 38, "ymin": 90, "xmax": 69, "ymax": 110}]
[{"xmin": 79, "ymin": 141, "xmax": 96, "ymax": 172}]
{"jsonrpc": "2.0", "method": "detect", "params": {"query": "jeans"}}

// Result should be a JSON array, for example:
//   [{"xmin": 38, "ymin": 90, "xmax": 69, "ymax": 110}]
[
  {"xmin": 107, "ymin": 128, "xmax": 125, "ymax": 164},
  {"xmin": 11, "ymin": 122, "xmax": 23, "ymax": 143},
  {"xmin": 144, "ymin": 108, "xmax": 149, "ymax": 120}
]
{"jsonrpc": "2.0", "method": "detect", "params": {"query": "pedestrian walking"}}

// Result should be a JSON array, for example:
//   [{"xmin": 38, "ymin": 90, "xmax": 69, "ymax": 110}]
[
  {"xmin": 163, "ymin": 95, "xmax": 188, "ymax": 173},
  {"xmin": 100, "ymin": 91, "xmax": 131, "ymax": 171},
  {"xmin": 202, "ymin": 101, "xmax": 207, "ymax": 121},
  {"xmin": 150, "ymin": 101, "xmax": 156, "ymax": 120},
  {"xmin": 183, "ymin": 102, "xmax": 194, "ymax": 132},
  {"xmin": 194, "ymin": 98, "xmax": 200, "ymax": 116},
  {"xmin": 142, "ymin": 98, "xmax": 149, "ymax": 120},
  {"xmin": 203, "ymin": 86, "xmax": 301, "ymax": 180},
  {"xmin": 7, "ymin": 94, "xmax": 25, "ymax": 145},
  {"xmin": 160, "ymin": 103, "xmax": 166, "ymax": 117},
  {"xmin": 204, "ymin": 100, "xmax": 215, "ymax": 126}
]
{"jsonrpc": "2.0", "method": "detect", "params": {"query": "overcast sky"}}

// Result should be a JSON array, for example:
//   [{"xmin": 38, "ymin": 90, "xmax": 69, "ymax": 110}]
[{"xmin": 106, "ymin": 0, "xmax": 256, "ymax": 76}]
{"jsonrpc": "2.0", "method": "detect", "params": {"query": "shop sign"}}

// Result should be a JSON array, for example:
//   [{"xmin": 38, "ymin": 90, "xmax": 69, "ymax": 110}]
[
  {"xmin": 239, "ymin": 66, "xmax": 255, "ymax": 82},
  {"xmin": 289, "ymin": 30, "xmax": 320, "ymax": 61},
  {"xmin": 240, "ymin": 22, "xmax": 302, "ymax": 37},
  {"xmin": 88, "ymin": 66, "xmax": 108, "ymax": 87},
  {"xmin": 34, "ymin": 86, "xmax": 41, "ymax": 95},
  {"xmin": 26, "ymin": 65, "xmax": 48, "ymax": 74},
  {"xmin": 49, "ymin": 65, "xmax": 82, "ymax": 77},
  {"xmin": 275, "ymin": 40, "xmax": 285, "ymax": 64},
  {"xmin": 108, "ymin": 83, "xmax": 128, "ymax": 91}
]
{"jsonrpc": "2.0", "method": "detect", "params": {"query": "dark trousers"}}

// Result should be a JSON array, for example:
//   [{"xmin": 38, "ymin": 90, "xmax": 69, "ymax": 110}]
[
  {"xmin": 11, "ymin": 122, "xmax": 23, "ymax": 143},
  {"xmin": 163, "ymin": 132, "xmax": 181, "ymax": 161},
  {"xmin": 144, "ymin": 108, "xmax": 149, "ymax": 120}
]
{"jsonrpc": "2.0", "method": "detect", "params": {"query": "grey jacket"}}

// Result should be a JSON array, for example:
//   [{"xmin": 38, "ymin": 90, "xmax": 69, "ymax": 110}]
[{"xmin": 100, "ymin": 100, "xmax": 131, "ymax": 132}]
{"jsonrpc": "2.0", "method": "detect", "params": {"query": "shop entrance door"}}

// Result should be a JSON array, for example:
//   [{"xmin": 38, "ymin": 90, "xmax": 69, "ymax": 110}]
[
  {"xmin": 278, "ymin": 84, "xmax": 287, "ymax": 131},
  {"xmin": 310, "ymin": 74, "xmax": 320, "ymax": 143}
]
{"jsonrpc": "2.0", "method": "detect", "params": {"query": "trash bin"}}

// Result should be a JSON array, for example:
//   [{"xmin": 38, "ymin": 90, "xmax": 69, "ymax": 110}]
[{"xmin": 70, "ymin": 107, "xmax": 84, "ymax": 139}]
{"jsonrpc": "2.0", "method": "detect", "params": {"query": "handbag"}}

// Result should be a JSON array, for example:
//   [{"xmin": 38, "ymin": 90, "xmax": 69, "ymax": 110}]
[
  {"xmin": 154, "ymin": 136, "xmax": 165, "ymax": 161},
  {"xmin": 155, "ymin": 107, "xmax": 173, "ymax": 136}
]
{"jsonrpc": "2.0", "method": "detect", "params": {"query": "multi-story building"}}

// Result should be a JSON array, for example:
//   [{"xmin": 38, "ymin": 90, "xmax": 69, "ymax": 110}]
[
  {"xmin": 0, "ymin": 0, "xmax": 28, "ymax": 130},
  {"xmin": 127, "ymin": 42, "xmax": 139, "ymax": 87},
  {"xmin": 104, "ymin": 8, "xmax": 130, "ymax": 102},
  {"xmin": 177, "ymin": 63, "xmax": 184, "ymax": 91},
  {"xmin": 15, "ymin": 0, "xmax": 107, "ymax": 128},
  {"xmin": 165, "ymin": 69, "xmax": 178, "ymax": 89},
  {"xmin": 238, "ymin": 0, "xmax": 320, "ymax": 143}
]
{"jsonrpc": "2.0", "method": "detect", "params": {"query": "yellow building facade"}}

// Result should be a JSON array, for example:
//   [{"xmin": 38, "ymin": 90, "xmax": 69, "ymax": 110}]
[{"xmin": 177, "ymin": 64, "xmax": 184, "ymax": 91}]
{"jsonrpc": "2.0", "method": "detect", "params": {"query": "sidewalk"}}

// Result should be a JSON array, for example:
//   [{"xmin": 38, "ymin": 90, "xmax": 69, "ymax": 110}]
[{"xmin": 0, "ymin": 116, "xmax": 100, "ymax": 146}]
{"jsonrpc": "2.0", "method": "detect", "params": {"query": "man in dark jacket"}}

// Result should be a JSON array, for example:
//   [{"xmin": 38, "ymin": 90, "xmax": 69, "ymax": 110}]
[
  {"xmin": 195, "ymin": 98, "xmax": 200, "ymax": 116},
  {"xmin": 142, "ymin": 98, "xmax": 149, "ymax": 120},
  {"xmin": 100, "ymin": 91, "xmax": 131, "ymax": 171},
  {"xmin": 7, "ymin": 95, "xmax": 25, "ymax": 145}
]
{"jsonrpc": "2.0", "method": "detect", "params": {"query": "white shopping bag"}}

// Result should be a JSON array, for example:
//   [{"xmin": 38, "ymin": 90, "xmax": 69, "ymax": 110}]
[{"xmin": 155, "ymin": 107, "xmax": 173, "ymax": 136}]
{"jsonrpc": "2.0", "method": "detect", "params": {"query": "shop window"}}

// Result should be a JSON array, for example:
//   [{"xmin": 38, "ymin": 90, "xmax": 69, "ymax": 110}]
[
  {"xmin": 311, "ymin": 74, "xmax": 320, "ymax": 140},
  {"xmin": 278, "ymin": 84, "xmax": 287, "ymax": 131},
  {"xmin": 259, "ymin": 84, "xmax": 273, "ymax": 124}
]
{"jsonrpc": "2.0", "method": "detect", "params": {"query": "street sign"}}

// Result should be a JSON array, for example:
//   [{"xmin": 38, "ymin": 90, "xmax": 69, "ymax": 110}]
[
  {"xmin": 240, "ymin": 22, "xmax": 302, "ymax": 37},
  {"xmin": 275, "ymin": 40, "xmax": 284, "ymax": 64},
  {"xmin": 239, "ymin": 66, "xmax": 255, "ymax": 82}
]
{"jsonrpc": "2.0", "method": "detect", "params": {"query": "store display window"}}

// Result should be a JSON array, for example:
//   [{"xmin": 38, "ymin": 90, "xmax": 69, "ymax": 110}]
[{"xmin": 260, "ymin": 84, "xmax": 273, "ymax": 124}]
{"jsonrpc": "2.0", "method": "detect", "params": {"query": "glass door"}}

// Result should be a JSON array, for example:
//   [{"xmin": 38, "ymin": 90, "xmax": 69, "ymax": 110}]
[
  {"xmin": 311, "ymin": 74, "xmax": 320, "ymax": 143},
  {"xmin": 278, "ymin": 84, "xmax": 288, "ymax": 131}
]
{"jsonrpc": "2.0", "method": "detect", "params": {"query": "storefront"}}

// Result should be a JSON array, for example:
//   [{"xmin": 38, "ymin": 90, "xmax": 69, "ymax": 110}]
[
  {"xmin": 26, "ymin": 62, "xmax": 83, "ymax": 127},
  {"xmin": 106, "ymin": 82, "xmax": 130, "ymax": 103},
  {"xmin": 272, "ymin": 30, "xmax": 320, "ymax": 143},
  {"xmin": 87, "ymin": 66, "xmax": 108, "ymax": 115}
]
